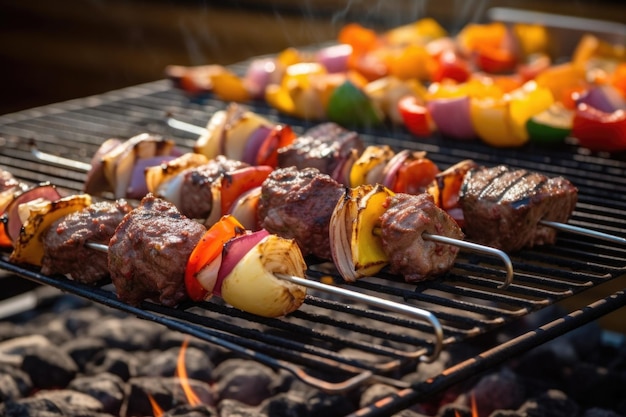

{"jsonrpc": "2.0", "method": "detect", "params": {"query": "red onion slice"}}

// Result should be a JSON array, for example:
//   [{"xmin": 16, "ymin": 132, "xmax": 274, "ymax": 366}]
[
  {"xmin": 381, "ymin": 150, "xmax": 410, "ymax": 189},
  {"xmin": 127, "ymin": 155, "xmax": 178, "ymax": 199},
  {"xmin": 4, "ymin": 183, "xmax": 62, "ymax": 243},
  {"xmin": 316, "ymin": 44, "xmax": 352, "ymax": 73},
  {"xmin": 214, "ymin": 229, "xmax": 270, "ymax": 296},
  {"xmin": 242, "ymin": 125, "xmax": 273, "ymax": 165}
]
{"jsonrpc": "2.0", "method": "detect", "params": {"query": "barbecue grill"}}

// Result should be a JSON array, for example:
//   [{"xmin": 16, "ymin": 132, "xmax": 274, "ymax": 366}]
[{"xmin": 2, "ymin": 23, "xmax": 626, "ymax": 417}]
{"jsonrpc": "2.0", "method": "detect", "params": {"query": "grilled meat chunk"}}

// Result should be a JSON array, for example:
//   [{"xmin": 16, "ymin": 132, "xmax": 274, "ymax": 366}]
[
  {"xmin": 459, "ymin": 165, "xmax": 578, "ymax": 252},
  {"xmin": 108, "ymin": 194, "xmax": 206, "ymax": 307},
  {"xmin": 259, "ymin": 166, "xmax": 344, "ymax": 260},
  {"xmin": 40, "ymin": 200, "xmax": 133, "ymax": 283},
  {"xmin": 177, "ymin": 156, "xmax": 248, "ymax": 219},
  {"xmin": 380, "ymin": 193, "xmax": 464, "ymax": 282},
  {"xmin": 277, "ymin": 122, "xmax": 364, "ymax": 179}
]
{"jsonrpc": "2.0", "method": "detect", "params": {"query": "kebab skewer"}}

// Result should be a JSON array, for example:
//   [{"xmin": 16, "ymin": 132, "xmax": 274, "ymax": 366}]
[
  {"xmin": 20, "ymin": 126, "xmax": 624, "ymax": 285},
  {"xmin": 0, "ymin": 179, "xmax": 445, "ymax": 360},
  {"xmin": 18, "ymin": 141, "xmax": 518, "ymax": 288},
  {"xmin": 163, "ymin": 107, "xmax": 625, "ymax": 250}
]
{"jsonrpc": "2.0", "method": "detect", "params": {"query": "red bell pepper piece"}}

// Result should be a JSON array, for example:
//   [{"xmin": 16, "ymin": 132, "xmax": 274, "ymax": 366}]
[
  {"xmin": 397, "ymin": 95, "xmax": 433, "ymax": 137},
  {"xmin": 220, "ymin": 165, "xmax": 273, "ymax": 215},
  {"xmin": 572, "ymin": 103, "xmax": 626, "ymax": 152}
]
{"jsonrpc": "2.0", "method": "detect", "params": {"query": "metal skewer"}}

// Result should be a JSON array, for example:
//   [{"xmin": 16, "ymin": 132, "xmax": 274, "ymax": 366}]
[
  {"xmin": 85, "ymin": 241, "xmax": 444, "ymax": 363},
  {"xmin": 166, "ymin": 116, "xmax": 208, "ymax": 137},
  {"xmin": 539, "ymin": 220, "xmax": 626, "ymax": 246},
  {"xmin": 424, "ymin": 234, "xmax": 514, "ymax": 289}
]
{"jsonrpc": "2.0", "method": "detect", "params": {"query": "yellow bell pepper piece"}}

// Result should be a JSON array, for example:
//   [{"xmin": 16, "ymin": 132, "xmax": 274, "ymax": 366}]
[
  {"xmin": 349, "ymin": 145, "xmax": 395, "ymax": 187},
  {"xmin": 534, "ymin": 62, "xmax": 586, "ymax": 104},
  {"xmin": 384, "ymin": 18, "xmax": 447, "ymax": 46},
  {"xmin": 508, "ymin": 81, "xmax": 555, "ymax": 142},
  {"xmin": 384, "ymin": 44, "xmax": 436, "ymax": 81},
  {"xmin": 10, "ymin": 194, "xmax": 92, "ymax": 267},
  {"xmin": 513, "ymin": 23, "xmax": 549, "ymax": 57},
  {"xmin": 265, "ymin": 84, "xmax": 296, "ymax": 116},
  {"xmin": 470, "ymin": 96, "xmax": 517, "ymax": 147},
  {"xmin": 210, "ymin": 71, "xmax": 251, "ymax": 102}
]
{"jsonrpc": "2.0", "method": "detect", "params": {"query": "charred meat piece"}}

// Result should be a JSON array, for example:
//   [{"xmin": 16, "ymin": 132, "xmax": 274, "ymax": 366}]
[
  {"xmin": 40, "ymin": 200, "xmax": 133, "ymax": 284},
  {"xmin": 177, "ymin": 156, "xmax": 248, "ymax": 219},
  {"xmin": 380, "ymin": 193, "xmax": 464, "ymax": 282},
  {"xmin": 259, "ymin": 166, "xmax": 344, "ymax": 260},
  {"xmin": 459, "ymin": 165, "xmax": 578, "ymax": 252},
  {"xmin": 277, "ymin": 122, "xmax": 364, "ymax": 179},
  {"xmin": 108, "ymin": 194, "xmax": 206, "ymax": 307}
]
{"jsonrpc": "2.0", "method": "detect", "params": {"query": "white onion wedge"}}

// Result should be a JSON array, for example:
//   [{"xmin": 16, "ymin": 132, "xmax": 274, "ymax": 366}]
[
  {"xmin": 220, "ymin": 234, "xmax": 307, "ymax": 317},
  {"xmin": 101, "ymin": 133, "xmax": 176, "ymax": 198},
  {"xmin": 228, "ymin": 186, "xmax": 262, "ymax": 231},
  {"xmin": 222, "ymin": 107, "xmax": 274, "ymax": 161},
  {"xmin": 194, "ymin": 110, "xmax": 227, "ymax": 159},
  {"xmin": 330, "ymin": 184, "xmax": 395, "ymax": 282},
  {"xmin": 144, "ymin": 153, "xmax": 209, "ymax": 194}
]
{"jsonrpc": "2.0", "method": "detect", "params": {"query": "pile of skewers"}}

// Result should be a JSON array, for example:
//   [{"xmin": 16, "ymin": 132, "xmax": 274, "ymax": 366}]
[{"xmin": 2, "ymin": 105, "xmax": 624, "ymax": 323}]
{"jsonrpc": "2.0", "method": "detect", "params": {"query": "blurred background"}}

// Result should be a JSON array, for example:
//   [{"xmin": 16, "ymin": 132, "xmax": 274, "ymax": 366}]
[{"xmin": 1, "ymin": 0, "xmax": 625, "ymax": 116}]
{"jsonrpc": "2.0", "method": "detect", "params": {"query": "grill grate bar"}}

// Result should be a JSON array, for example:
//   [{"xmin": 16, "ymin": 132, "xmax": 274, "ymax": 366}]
[{"xmin": 1, "ymin": 79, "xmax": 625, "ymax": 393}]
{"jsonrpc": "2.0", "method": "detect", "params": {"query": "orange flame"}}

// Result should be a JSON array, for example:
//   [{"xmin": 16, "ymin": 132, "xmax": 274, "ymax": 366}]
[
  {"xmin": 470, "ymin": 393, "xmax": 478, "ymax": 417},
  {"xmin": 148, "ymin": 393, "xmax": 164, "ymax": 417},
  {"xmin": 177, "ymin": 337, "xmax": 202, "ymax": 406},
  {"xmin": 454, "ymin": 393, "xmax": 479, "ymax": 417}
]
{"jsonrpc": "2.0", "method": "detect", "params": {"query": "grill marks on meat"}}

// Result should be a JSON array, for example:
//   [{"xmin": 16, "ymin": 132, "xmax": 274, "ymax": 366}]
[
  {"xmin": 380, "ymin": 193, "xmax": 464, "ymax": 282},
  {"xmin": 460, "ymin": 165, "xmax": 578, "ymax": 252},
  {"xmin": 108, "ymin": 194, "xmax": 206, "ymax": 307},
  {"xmin": 258, "ymin": 167, "xmax": 344, "ymax": 260},
  {"xmin": 40, "ymin": 200, "xmax": 133, "ymax": 284},
  {"xmin": 177, "ymin": 156, "xmax": 248, "ymax": 219},
  {"xmin": 277, "ymin": 122, "xmax": 364, "ymax": 178}
]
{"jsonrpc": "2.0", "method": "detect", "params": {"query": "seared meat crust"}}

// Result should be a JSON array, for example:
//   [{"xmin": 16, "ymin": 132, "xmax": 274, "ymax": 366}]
[
  {"xmin": 277, "ymin": 122, "xmax": 364, "ymax": 177},
  {"xmin": 41, "ymin": 200, "xmax": 133, "ymax": 284},
  {"xmin": 108, "ymin": 194, "xmax": 206, "ymax": 307},
  {"xmin": 259, "ymin": 166, "xmax": 344, "ymax": 260},
  {"xmin": 177, "ymin": 156, "xmax": 248, "ymax": 219},
  {"xmin": 380, "ymin": 193, "xmax": 464, "ymax": 282},
  {"xmin": 459, "ymin": 165, "xmax": 578, "ymax": 252}
]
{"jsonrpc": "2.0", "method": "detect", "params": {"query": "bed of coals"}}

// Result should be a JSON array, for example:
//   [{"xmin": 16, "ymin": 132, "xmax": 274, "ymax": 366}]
[{"xmin": 0, "ymin": 287, "xmax": 625, "ymax": 417}]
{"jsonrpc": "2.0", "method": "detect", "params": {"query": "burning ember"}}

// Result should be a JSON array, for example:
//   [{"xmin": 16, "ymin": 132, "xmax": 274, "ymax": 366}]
[{"xmin": 0, "ymin": 292, "xmax": 624, "ymax": 416}]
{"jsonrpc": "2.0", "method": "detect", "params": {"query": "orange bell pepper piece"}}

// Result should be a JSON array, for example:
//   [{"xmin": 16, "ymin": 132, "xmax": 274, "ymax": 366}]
[{"xmin": 185, "ymin": 215, "xmax": 246, "ymax": 301}]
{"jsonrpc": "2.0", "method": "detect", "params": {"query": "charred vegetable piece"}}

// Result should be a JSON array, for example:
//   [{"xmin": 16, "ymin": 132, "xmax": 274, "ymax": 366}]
[
  {"xmin": 426, "ymin": 159, "xmax": 478, "ymax": 227},
  {"xmin": 349, "ymin": 145, "xmax": 395, "ymax": 187},
  {"xmin": 185, "ymin": 215, "xmax": 246, "ymax": 302},
  {"xmin": 330, "ymin": 184, "xmax": 395, "ymax": 282},
  {"xmin": 219, "ymin": 231, "xmax": 307, "ymax": 318},
  {"xmin": 2, "ymin": 183, "xmax": 63, "ymax": 245},
  {"xmin": 9, "ymin": 194, "xmax": 92, "ymax": 266}
]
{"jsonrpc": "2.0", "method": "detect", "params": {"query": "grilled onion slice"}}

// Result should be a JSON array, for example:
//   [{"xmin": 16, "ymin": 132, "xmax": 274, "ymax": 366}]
[
  {"xmin": 9, "ymin": 194, "xmax": 92, "ymax": 266},
  {"xmin": 220, "ymin": 234, "xmax": 307, "ymax": 317},
  {"xmin": 330, "ymin": 184, "xmax": 395, "ymax": 282},
  {"xmin": 144, "ymin": 152, "xmax": 210, "ymax": 204},
  {"xmin": 100, "ymin": 133, "xmax": 177, "ymax": 198}
]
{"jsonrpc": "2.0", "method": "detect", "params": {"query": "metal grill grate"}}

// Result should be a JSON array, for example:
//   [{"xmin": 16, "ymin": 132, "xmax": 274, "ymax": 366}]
[{"xmin": 1, "ymin": 79, "xmax": 625, "ymax": 399}]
